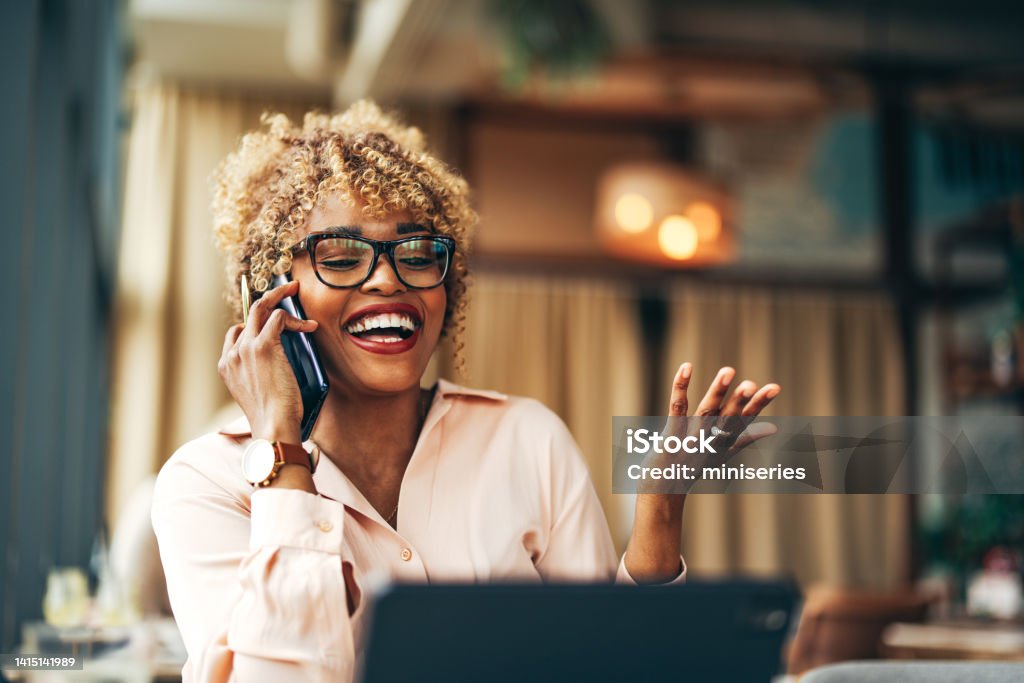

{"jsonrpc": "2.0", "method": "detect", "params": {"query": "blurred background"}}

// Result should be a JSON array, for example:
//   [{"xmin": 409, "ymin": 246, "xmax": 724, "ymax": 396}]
[{"xmin": 3, "ymin": 0, "xmax": 1024, "ymax": 678}]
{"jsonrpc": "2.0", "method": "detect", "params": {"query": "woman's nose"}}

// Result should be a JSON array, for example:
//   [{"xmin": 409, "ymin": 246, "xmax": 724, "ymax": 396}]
[{"xmin": 360, "ymin": 255, "xmax": 406, "ymax": 295}]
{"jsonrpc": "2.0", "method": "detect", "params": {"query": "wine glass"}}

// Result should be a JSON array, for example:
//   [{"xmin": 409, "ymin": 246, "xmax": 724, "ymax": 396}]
[{"xmin": 42, "ymin": 567, "xmax": 91, "ymax": 628}]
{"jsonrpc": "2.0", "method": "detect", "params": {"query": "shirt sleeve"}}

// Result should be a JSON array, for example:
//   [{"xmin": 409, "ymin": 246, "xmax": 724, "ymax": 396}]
[
  {"xmin": 615, "ymin": 554, "xmax": 687, "ymax": 586},
  {"xmin": 152, "ymin": 448, "xmax": 354, "ymax": 682},
  {"xmin": 534, "ymin": 471, "xmax": 620, "ymax": 581},
  {"xmin": 520, "ymin": 404, "xmax": 617, "ymax": 582}
]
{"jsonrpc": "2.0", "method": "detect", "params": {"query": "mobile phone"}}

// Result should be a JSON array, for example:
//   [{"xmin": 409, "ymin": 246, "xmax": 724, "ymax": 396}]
[{"xmin": 255, "ymin": 274, "xmax": 329, "ymax": 441}]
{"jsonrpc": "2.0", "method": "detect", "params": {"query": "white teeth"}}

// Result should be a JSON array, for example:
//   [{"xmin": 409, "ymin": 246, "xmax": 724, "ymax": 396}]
[{"xmin": 345, "ymin": 312, "xmax": 418, "ymax": 335}]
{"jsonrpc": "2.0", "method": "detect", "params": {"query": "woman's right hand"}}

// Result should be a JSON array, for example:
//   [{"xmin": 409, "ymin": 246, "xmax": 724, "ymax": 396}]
[{"xmin": 218, "ymin": 279, "xmax": 318, "ymax": 445}]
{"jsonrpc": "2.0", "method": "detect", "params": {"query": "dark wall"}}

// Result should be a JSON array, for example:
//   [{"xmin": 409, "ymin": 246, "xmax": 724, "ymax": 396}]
[{"xmin": 0, "ymin": 0, "xmax": 123, "ymax": 651}]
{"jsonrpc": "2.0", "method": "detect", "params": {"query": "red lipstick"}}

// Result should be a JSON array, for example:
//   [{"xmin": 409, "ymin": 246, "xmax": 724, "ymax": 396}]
[{"xmin": 343, "ymin": 303, "xmax": 423, "ymax": 355}]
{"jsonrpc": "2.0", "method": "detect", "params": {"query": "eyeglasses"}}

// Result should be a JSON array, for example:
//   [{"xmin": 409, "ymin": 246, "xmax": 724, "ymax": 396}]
[{"xmin": 296, "ymin": 232, "xmax": 456, "ymax": 290}]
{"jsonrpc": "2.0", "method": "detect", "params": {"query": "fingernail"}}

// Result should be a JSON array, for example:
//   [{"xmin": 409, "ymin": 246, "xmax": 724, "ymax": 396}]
[
  {"xmin": 721, "ymin": 368, "xmax": 735, "ymax": 384},
  {"xmin": 741, "ymin": 384, "xmax": 754, "ymax": 398},
  {"xmin": 681, "ymin": 363, "xmax": 692, "ymax": 379}
]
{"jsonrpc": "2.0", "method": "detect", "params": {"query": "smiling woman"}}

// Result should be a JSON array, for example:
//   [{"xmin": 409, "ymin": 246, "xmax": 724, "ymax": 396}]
[
  {"xmin": 150, "ymin": 100, "xmax": 779, "ymax": 682},
  {"xmin": 211, "ymin": 102, "xmax": 473, "ymax": 355}
]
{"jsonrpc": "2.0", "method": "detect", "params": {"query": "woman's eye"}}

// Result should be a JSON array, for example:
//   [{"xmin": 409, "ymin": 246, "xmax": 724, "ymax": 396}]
[
  {"xmin": 319, "ymin": 258, "xmax": 362, "ymax": 270},
  {"xmin": 399, "ymin": 256, "xmax": 435, "ymax": 269}
]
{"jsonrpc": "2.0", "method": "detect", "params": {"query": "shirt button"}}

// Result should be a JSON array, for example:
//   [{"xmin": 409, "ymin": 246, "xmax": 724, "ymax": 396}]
[
  {"xmin": 400, "ymin": 547, "xmax": 413, "ymax": 562},
  {"xmin": 317, "ymin": 520, "xmax": 333, "ymax": 533}
]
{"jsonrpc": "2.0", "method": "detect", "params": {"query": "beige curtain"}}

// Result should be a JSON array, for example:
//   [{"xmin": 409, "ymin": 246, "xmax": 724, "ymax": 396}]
[
  {"xmin": 665, "ymin": 284, "xmax": 909, "ymax": 587},
  {"xmin": 437, "ymin": 275, "xmax": 909, "ymax": 582},
  {"xmin": 437, "ymin": 273, "xmax": 647, "ymax": 548},
  {"xmin": 106, "ymin": 83, "xmax": 325, "ymax": 524}
]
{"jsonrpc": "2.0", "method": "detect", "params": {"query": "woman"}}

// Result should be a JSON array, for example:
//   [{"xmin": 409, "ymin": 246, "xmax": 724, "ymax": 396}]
[{"xmin": 152, "ymin": 101, "xmax": 780, "ymax": 681}]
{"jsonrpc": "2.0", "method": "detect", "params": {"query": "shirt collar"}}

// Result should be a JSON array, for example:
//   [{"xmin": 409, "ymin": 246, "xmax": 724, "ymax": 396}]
[
  {"xmin": 434, "ymin": 378, "xmax": 507, "ymax": 402},
  {"xmin": 216, "ymin": 379, "xmax": 506, "ymax": 439}
]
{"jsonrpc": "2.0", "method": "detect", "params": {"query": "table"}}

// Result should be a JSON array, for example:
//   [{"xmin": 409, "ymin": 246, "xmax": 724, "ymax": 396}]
[
  {"xmin": 881, "ymin": 620, "xmax": 1024, "ymax": 661},
  {"xmin": 1, "ymin": 619, "xmax": 184, "ymax": 682}
]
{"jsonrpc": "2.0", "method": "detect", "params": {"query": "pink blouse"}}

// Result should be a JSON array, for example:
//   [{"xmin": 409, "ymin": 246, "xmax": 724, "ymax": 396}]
[{"xmin": 152, "ymin": 379, "xmax": 685, "ymax": 682}]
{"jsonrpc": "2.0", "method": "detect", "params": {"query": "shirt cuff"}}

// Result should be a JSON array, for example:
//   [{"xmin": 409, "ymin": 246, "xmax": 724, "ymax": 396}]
[
  {"xmin": 615, "ymin": 555, "xmax": 688, "ymax": 586},
  {"xmin": 250, "ymin": 488, "xmax": 344, "ymax": 554}
]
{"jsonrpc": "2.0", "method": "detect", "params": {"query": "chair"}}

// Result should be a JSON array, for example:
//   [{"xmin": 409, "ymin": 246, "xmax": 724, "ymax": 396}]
[{"xmin": 787, "ymin": 585, "xmax": 933, "ymax": 674}]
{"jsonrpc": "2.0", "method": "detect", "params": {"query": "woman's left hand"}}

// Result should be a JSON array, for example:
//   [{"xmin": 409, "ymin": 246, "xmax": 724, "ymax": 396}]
[{"xmin": 623, "ymin": 363, "xmax": 780, "ymax": 584}]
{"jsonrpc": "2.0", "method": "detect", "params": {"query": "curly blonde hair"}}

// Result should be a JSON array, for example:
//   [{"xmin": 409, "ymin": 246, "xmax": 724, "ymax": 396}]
[{"xmin": 212, "ymin": 100, "xmax": 475, "ymax": 362}]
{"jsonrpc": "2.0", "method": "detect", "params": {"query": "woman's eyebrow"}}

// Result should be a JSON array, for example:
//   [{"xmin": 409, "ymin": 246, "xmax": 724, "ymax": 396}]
[
  {"xmin": 320, "ymin": 225, "xmax": 361, "ymax": 236},
  {"xmin": 315, "ymin": 223, "xmax": 428, "ymax": 236},
  {"xmin": 397, "ymin": 222, "xmax": 430, "ymax": 234}
]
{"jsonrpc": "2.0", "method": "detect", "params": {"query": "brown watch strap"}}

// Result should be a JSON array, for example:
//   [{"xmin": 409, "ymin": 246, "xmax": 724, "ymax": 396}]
[{"xmin": 274, "ymin": 442, "xmax": 312, "ymax": 471}]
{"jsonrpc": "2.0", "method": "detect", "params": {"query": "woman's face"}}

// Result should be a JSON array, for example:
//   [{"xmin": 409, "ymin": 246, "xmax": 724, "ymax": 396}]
[{"xmin": 289, "ymin": 193, "xmax": 447, "ymax": 397}]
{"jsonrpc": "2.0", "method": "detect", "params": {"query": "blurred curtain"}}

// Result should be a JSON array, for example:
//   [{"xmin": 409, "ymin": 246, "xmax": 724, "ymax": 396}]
[
  {"xmin": 665, "ymin": 285, "xmax": 908, "ymax": 587},
  {"xmin": 106, "ymin": 82, "xmax": 325, "ymax": 524},
  {"xmin": 437, "ymin": 274, "xmax": 647, "ymax": 548}
]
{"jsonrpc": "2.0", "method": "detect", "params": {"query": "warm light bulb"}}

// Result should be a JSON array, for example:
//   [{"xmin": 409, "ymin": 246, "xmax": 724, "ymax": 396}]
[
  {"xmin": 658, "ymin": 215, "xmax": 699, "ymax": 260},
  {"xmin": 614, "ymin": 193, "xmax": 653, "ymax": 233},
  {"xmin": 686, "ymin": 201, "xmax": 721, "ymax": 242}
]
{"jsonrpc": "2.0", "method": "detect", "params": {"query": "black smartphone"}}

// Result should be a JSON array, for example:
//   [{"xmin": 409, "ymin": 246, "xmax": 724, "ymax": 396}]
[{"xmin": 267, "ymin": 273, "xmax": 329, "ymax": 441}]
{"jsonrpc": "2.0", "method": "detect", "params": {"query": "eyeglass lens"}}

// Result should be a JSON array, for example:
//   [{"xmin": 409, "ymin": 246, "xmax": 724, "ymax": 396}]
[{"xmin": 313, "ymin": 237, "xmax": 450, "ymax": 288}]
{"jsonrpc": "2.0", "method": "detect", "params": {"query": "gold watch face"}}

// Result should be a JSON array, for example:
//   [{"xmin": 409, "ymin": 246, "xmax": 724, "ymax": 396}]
[{"xmin": 243, "ymin": 439, "xmax": 277, "ymax": 485}]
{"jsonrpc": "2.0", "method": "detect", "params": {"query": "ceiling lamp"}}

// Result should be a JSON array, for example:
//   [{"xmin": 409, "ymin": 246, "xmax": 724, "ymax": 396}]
[{"xmin": 595, "ymin": 162, "xmax": 734, "ymax": 267}]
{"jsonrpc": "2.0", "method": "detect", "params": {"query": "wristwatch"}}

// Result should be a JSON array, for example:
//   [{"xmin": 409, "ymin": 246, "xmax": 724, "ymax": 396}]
[{"xmin": 242, "ymin": 439, "xmax": 318, "ymax": 487}]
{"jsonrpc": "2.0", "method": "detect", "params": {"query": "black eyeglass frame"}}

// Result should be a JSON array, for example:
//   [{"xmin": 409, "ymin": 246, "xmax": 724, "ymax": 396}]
[{"xmin": 294, "ymin": 232, "xmax": 457, "ymax": 290}]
